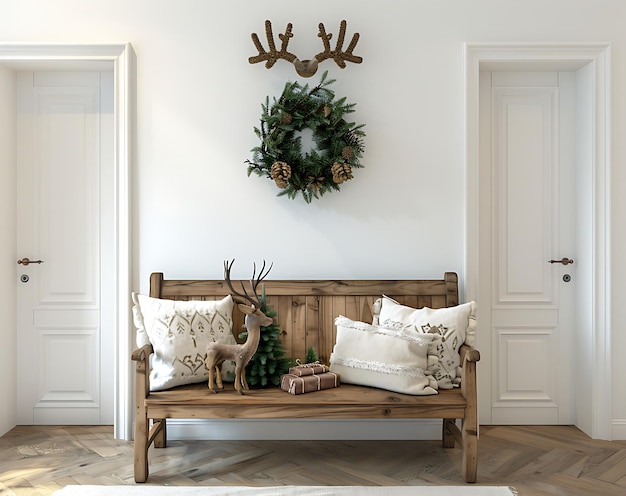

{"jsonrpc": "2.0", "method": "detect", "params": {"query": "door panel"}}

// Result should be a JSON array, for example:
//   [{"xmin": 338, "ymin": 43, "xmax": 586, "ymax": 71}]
[
  {"xmin": 480, "ymin": 71, "xmax": 575, "ymax": 424},
  {"xmin": 493, "ymin": 86, "xmax": 556, "ymax": 304},
  {"xmin": 35, "ymin": 81, "xmax": 100, "ymax": 306},
  {"xmin": 17, "ymin": 71, "xmax": 112, "ymax": 425}
]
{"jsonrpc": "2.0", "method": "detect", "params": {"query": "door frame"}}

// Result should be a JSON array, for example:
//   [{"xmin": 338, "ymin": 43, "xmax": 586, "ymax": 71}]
[
  {"xmin": 0, "ymin": 43, "xmax": 134, "ymax": 439},
  {"xmin": 464, "ymin": 43, "xmax": 611, "ymax": 439}
]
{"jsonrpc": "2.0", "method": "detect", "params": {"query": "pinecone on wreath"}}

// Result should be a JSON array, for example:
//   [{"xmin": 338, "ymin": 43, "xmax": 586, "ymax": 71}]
[
  {"xmin": 341, "ymin": 146, "xmax": 354, "ymax": 160},
  {"xmin": 270, "ymin": 161, "xmax": 292, "ymax": 189},
  {"xmin": 307, "ymin": 176, "xmax": 326, "ymax": 191},
  {"xmin": 331, "ymin": 162, "xmax": 353, "ymax": 184}
]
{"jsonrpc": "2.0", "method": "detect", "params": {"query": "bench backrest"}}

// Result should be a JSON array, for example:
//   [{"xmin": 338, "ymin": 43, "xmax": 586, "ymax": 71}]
[{"xmin": 149, "ymin": 272, "xmax": 459, "ymax": 364}]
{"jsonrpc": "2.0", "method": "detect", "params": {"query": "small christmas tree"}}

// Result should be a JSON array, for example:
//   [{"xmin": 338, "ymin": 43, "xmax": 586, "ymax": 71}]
[
  {"xmin": 239, "ymin": 287, "xmax": 289, "ymax": 387},
  {"xmin": 305, "ymin": 346, "xmax": 318, "ymax": 364}
]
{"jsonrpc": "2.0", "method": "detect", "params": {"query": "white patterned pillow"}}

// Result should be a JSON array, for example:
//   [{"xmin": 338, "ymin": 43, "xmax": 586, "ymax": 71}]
[
  {"xmin": 132, "ymin": 293, "xmax": 236, "ymax": 391},
  {"xmin": 376, "ymin": 296, "xmax": 477, "ymax": 389},
  {"xmin": 329, "ymin": 316, "xmax": 438, "ymax": 395}
]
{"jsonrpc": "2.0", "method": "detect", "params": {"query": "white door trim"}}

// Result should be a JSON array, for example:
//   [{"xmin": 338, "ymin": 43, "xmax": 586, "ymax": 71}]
[
  {"xmin": 463, "ymin": 42, "xmax": 611, "ymax": 439},
  {"xmin": 0, "ymin": 43, "xmax": 134, "ymax": 440}
]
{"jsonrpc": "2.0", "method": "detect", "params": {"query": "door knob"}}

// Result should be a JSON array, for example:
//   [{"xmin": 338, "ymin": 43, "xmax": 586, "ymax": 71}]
[
  {"xmin": 548, "ymin": 257, "xmax": 574, "ymax": 265},
  {"xmin": 17, "ymin": 257, "xmax": 44, "ymax": 266}
]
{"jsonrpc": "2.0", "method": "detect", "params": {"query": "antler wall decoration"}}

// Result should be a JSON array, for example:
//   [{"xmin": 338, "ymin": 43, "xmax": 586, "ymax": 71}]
[{"xmin": 249, "ymin": 20, "xmax": 362, "ymax": 78}]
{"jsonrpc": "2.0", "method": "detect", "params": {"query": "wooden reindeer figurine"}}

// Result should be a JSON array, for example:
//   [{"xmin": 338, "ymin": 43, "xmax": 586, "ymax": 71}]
[{"xmin": 205, "ymin": 260, "xmax": 273, "ymax": 394}]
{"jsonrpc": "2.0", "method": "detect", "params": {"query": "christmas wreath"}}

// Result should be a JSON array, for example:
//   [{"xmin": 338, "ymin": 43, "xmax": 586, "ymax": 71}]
[{"xmin": 245, "ymin": 71, "xmax": 366, "ymax": 203}]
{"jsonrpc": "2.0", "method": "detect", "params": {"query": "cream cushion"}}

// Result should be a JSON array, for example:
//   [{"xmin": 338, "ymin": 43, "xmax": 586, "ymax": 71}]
[
  {"xmin": 329, "ymin": 316, "xmax": 438, "ymax": 395},
  {"xmin": 132, "ymin": 293, "xmax": 236, "ymax": 391},
  {"xmin": 376, "ymin": 297, "xmax": 477, "ymax": 389}
]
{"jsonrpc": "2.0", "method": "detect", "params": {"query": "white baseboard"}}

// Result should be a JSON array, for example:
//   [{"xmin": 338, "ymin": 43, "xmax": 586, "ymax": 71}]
[
  {"xmin": 165, "ymin": 419, "xmax": 443, "ymax": 441},
  {"xmin": 612, "ymin": 419, "xmax": 626, "ymax": 440}
]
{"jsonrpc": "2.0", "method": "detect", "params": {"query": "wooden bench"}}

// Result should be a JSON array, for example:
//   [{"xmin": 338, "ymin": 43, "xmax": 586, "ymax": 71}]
[{"xmin": 132, "ymin": 272, "xmax": 480, "ymax": 483}]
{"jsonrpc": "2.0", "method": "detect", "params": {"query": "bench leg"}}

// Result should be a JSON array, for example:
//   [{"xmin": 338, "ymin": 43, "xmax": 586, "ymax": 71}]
[
  {"xmin": 134, "ymin": 411, "xmax": 149, "ymax": 483},
  {"xmin": 461, "ymin": 417, "xmax": 478, "ymax": 483},
  {"xmin": 442, "ymin": 417, "xmax": 476, "ymax": 482},
  {"xmin": 154, "ymin": 418, "xmax": 167, "ymax": 448},
  {"xmin": 442, "ymin": 418, "xmax": 456, "ymax": 448},
  {"xmin": 460, "ymin": 350, "xmax": 479, "ymax": 483}
]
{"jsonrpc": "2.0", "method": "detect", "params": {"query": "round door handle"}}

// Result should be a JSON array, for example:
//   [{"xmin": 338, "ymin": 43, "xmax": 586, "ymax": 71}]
[
  {"xmin": 17, "ymin": 257, "xmax": 44, "ymax": 266},
  {"xmin": 548, "ymin": 258, "xmax": 574, "ymax": 266}
]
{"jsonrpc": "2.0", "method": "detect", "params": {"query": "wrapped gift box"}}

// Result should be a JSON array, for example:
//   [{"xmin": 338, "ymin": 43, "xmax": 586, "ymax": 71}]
[
  {"xmin": 280, "ymin": 371, "xmax": 340, "ymax": 395},
  {"xmin": 288, "ymin": 361, "xmax": 328, "ymax": 376}
]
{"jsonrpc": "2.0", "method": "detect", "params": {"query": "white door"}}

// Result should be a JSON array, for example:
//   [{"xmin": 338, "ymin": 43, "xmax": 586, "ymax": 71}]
[
  {"xmin": 16, "ymin": 71, "xmax": 114, "ymax": 425},
  {"xmin": 478, "ymin": 71, "xmax": 576, "ymax": 424}
]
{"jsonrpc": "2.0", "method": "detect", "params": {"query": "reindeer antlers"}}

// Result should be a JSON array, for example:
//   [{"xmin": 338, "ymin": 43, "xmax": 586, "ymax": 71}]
[
  {"xmin": 224, "ymin": 259, "xmax": 273, "ymax": 308},
  {"xmin": 249, "ymin": 20, "xmax": 362, "ymax": 78},
  {"xmin": 249, "ymin": 21, "xmax": 297, "ymax": 69},
  {"xmin": 315, "ymin": 20, "xmax": 362, "ymax": 69}
]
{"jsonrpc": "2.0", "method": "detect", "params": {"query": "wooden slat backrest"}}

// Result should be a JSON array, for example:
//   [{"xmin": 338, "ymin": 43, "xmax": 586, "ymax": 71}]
[{"xmin": 149, "ymin": 272, "xmax": 459, "ymax": 364}]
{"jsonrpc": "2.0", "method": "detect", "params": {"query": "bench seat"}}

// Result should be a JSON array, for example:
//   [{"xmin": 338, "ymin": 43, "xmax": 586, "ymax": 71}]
[{"xmin": 144, "ymin": 381, "xmax": 467, "ymax": 419}]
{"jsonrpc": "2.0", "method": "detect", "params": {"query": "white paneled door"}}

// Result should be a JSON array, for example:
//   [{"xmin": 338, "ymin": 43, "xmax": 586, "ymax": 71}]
[
  {"xmin": 479, "ymin": 71, "xmax": 576, "ymax": 424},
  {"xmin": 16, "ymin": 71, "xmax": 114, "ymax": 425}
]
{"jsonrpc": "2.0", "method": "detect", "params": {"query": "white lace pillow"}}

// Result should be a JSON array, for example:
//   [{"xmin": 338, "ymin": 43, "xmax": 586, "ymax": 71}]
[
  {"xmin": 132, "ymin": 293, "xmax": 236, "ymax": 391},
  {"xmin": 376, "ymin": 296, "xmax": 477, "ymax": 389},
  {"xmin": 329, "ymin": 316, "xmax": 438, "ymax": 395}
]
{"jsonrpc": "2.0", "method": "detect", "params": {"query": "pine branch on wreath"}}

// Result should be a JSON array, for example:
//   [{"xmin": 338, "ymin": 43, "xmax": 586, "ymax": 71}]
[{"xmin": 245, "ymin": 71, "xmax": 366, "ymax": 203}]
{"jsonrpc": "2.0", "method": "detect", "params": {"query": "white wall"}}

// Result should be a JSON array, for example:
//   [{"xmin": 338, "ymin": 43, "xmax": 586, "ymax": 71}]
[
  {"xmin": 1, "ymin": 0, "xmax": 625, "ymax": 438},
  {"xmin": 0, "ymin": 64, "xmax": 16, "ymax": 437}
]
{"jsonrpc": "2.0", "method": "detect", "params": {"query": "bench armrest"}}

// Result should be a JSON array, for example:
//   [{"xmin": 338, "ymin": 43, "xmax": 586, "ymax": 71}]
[
  {"xmin": 131, "ymin": 344, "xmax": 154, "ymax": 367},
  {"xmin": 460, "ymin": 343, "xmax": 480, "ymax": 365},
  {"xmin": 131, "ymin": 344, "xmax": 154, "ymax": 399},
  {"xmin": 458, "ymin": 343, "xmax": 480, "ymax": 482},
  {"xmin": 459, "ymin": 344, "xmax": 480, "ymax": 403}
]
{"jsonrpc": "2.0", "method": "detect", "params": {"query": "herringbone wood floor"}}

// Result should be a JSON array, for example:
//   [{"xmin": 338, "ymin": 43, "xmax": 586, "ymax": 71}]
[{"xmin": 1, "ymin": 425, "xmax": 625, "ymax": 495}]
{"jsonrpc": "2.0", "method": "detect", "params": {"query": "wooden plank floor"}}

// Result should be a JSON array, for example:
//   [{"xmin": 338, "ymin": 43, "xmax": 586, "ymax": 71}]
[{"xmin": 1, "ymin": 425, "xmax": 626, "ymax": 495}]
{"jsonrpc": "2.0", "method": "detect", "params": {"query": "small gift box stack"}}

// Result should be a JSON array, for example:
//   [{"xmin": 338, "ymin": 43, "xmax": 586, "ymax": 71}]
[{"xmin": 280, "ymin": 361, "xmax": 340, "ymax": 395}]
